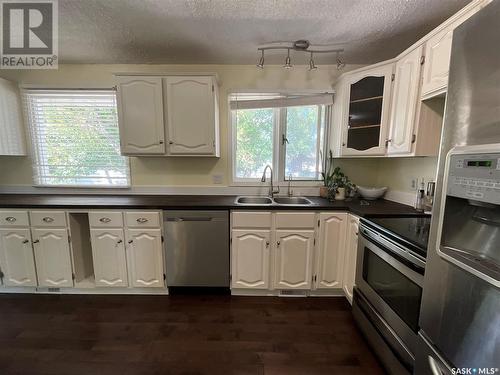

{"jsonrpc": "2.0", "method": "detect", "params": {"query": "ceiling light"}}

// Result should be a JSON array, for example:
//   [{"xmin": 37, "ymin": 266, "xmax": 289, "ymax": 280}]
[
  {"xmin": 284, "ymin": 49, "xmax": 292, "ymax": 69},
  {"xmin": 308, "ymin": 52, "xmax": 317, "ymax": 71},
  {"xmin": 256, "ymin": 40, "xmax": 345, "ymax": 70},
  {"xmin": 256, "ymin": 50, "xmax": 264, "ymax": 69}
]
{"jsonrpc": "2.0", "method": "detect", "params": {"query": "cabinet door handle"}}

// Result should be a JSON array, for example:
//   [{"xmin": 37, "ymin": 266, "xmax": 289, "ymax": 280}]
[
  {"xmin": 42, "ymin": 217, "xmax": 54, "ymax": 223},
  {"xmin": 5, "ymin": 216, "xmax": 16, "ymax": 223},
  {"xmin": 128, "ymin": 240, "xmax": 133, "ymax": 244},
  {"xmin": 117, "ymin": 239, "xmax": 123, "ymax": 244},
  {"xmin": 22, "ymin": 239, "xmax": 29, "ymax": 244},
  {"xmin": 159, "ymin": 140, "xmax": 164, "ymax": 145},
  {"xmin": 136, "ymin": 218, "xmax": 148, "ymax": 223},
  {"xmin": 99, "ymin": 217, "xmax": 111, "ymax": 223},
  {"xmin": 266, "ymin": 241, "xmax": 269, "ymax": 248},
  {"xmin": 33, "ymin": 240, "xmax": 40, "ymax": 244},
  {"xmin": 277, "ymin": 241, "xmax": 280, "ymax": 246},
  {"xmin": 169, "ymin": 141, "xmax": 174, "ymax": 145}
]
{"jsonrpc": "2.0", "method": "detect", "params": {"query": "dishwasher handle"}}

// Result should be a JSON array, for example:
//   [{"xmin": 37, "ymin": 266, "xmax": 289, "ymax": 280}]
[{"xmin": 166, "ymin": 217, "xmax": 214, "ymax": 222}]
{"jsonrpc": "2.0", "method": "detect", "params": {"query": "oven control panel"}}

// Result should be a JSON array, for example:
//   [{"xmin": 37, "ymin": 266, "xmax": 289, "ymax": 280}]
[{"xmin": 447, "ymin": 152, "xmax": 500, "ymax": 204}]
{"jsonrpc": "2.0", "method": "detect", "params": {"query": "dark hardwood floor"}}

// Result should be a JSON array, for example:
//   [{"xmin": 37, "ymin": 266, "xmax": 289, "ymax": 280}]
[{"xmin": 0, "ymin": 294, "xmax": 385, "ymax": 375}]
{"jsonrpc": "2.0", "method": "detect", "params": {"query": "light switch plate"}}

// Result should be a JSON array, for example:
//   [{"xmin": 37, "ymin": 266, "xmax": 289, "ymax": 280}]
[{"xmin": 212, "ymin": 174, "xmax": 223, "ymax": 184}]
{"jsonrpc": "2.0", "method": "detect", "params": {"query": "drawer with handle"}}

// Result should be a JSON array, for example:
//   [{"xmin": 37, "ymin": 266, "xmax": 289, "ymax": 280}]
[
  {"xmin": 125, "ymin": 211, "xmax": 160, "ymax": 227},
  {"xmin": 0, "ymin": 210, "xmax": 29, "ymax": 227},
  {"xmin": 89, "ymin": 211, "xmax": 124, "ymax": 228},
  {"xmin": 30, "ymin": 211, "xmax": 66, "ymax": 227}
]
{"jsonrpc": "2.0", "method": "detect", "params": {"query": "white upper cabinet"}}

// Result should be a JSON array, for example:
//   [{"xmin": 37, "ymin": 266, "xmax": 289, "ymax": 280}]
[
  {"xmin": 420, "ymin": 1, "xmax": 489, "ymax": 99},
  {"xmin": 0, "ymin": 78, "xmax": 26, "ymax": 156},
  {"xmin": 115, "ymin": 74, "xmax": 220, "ymax": 157},
  {"xmin": 231, "ymin": 229, "xmax": 270, "ymax": 289},
  {"xmin": 164, "ymin": 76, "xmax": 219, "ymax": 156},
  {"xmin": 126, "ymin": 228, "xmax": 164, "ymax": 288},
  {"xmin": 387, "ymin": 45, "xmax": 424, "ymax": 155},
  {"xmin": 315, "ymin": 213, "xmax": 347, "ymax": 289},
  {"xmin": 116, "ymin": 77, "xmax": 165, "ymax": 155},
  {"xmin": 338, "ymin": 62, "xmax": 394, "ymax": 156},
  {"xmin": 0, "ymin": 228, "xmax": 37, "ymax": 287},
  {"xmin": 421, "ymin": 28, "xmax": 453, "ymax": 98},
  {"xmin": 274, "ymin": 230, "xmax": 314, "ymax": 290},
  {"xmin": 32, "ymin": 228, "xmax": 73, "ymax": 287}
]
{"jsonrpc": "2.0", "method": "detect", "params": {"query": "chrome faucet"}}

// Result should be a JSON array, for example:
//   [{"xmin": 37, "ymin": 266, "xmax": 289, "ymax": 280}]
[
  {"xmin": 261, "ymin": 165, "xmax": 280, "ymax": 198},
  {"xmin": 287, "ymin": 174, "xmax": 293, "ymax": 196}
]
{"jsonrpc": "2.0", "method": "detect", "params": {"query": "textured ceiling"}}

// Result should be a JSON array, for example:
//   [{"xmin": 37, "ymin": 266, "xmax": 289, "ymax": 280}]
[{"xmin": 58, "ymin": 0, "xmax": 470, "ymax": 65}]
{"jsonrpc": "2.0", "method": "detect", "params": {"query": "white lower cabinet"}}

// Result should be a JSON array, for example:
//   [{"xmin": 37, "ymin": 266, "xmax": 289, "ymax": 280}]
[
  {"xmin": 90, "ymin": 228, "xmax": 129, "ymax": 287},
  {"xmin": 231, "ymin": 210, "xmax": 359, "ymax": 300},
  {"xmin": 0, "ymin": 228, "xmax": 37, "ymax": 287},
  {"xmin": 32, "ymin": 228, "xmax": 73, "ymax": 287},
  {"xmin": 126, "ymin": 228, "xmax": 164, "ymax": 288},
  {"xmin": 315, "ymin": 213, "xmax": 347, "ymax": 289},
  {"xmin": 274, "ymin": 230, "xmax": 314, "ymax": 290},
  {"xmin": 89, "ymin": 210, "xmax": 164, "ymax": 289},
  {"xmin": 231, "ymin": 229, "xmax": 270, "ymax": 289},
  {"xmin": 342, "ymin": 215, "xmax": 360, "ymax": 304}
]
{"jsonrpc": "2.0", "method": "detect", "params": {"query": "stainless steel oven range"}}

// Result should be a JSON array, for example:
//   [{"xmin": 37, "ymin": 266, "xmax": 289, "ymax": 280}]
[{"xmin": 352, "ymin": 215, "xmax": 429, "ymax": 374}]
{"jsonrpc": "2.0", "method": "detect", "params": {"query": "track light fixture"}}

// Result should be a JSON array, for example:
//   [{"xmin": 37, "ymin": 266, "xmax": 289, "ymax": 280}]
[
  {"xmin": 283, "ymin": 49, "xmax": 292, "ymax": 69},
  {"xmin": 308, "ymin": 52, "xmax": 317, "ymax": 71},
  {"xmin": 256, "ymin": 50, "xmax": 264, "ymax": 69},
  {"xmin": 257, "ymin": 39, "xmax": 344, "ymax": 70}
]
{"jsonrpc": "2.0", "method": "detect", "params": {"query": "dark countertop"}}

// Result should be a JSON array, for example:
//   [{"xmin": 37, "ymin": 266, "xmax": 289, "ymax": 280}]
[{"xmin": 0, "ymin": 194, "xmax": 422, "ymax": 218}]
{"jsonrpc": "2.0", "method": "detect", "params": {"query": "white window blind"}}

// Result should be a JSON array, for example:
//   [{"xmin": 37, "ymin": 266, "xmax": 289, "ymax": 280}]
[
  {"xmin": 229, "ymin": 92, "xmax": 334, "ymax": 110},
  {"xmin": 23, "ymin": 89, "xmax": 130, "ymax": 187}
]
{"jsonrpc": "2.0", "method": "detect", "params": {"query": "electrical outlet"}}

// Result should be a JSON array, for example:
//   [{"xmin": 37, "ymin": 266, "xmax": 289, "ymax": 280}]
[{"xmin": 212, "ymin": 174, "xmax": 223, "ymax": 184}]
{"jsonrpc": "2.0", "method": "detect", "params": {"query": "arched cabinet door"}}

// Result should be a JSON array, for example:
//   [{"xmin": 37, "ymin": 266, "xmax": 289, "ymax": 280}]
[
  {"xmin": 90, "ymin": 229, "xmax": 128, "ymax": 287},
  {"xmin": 164, "ymin": 76, "xmax": 217, "ymax": 155},
  {"xmin": 32, "ymin": 228, "xmax": 73, "ymax": 287},
  {"xmin": 342, "ymin": 215, "xmax": 360, "ymax": 303},
  {"xmin": 117, "ymin": 77, "xmax": 165, "ymax": 155},
  {"xmin": 126, "ymin": 229, "xmax": 164, "ymax": 288},
  {"xmin": 315, "ymin": 213, "xmax": 347, "ymax": 290},
  {"xmin": 231, "ymin": 230, "xmax": 270, "ymax": 289},
  {"xmin": 341, "ymin": 62, "xmax": 394, "ymax": 156},
  {"xmin": 274, "ymin": 230, "xmax": 314, "ymax": 290},
  {"xmin": 0, "ymin": 229, "xmax": 37, "ymax": 287},
  {"xmin": 387, "ymin": 45, "xmax": 424, "ymax": 155}
]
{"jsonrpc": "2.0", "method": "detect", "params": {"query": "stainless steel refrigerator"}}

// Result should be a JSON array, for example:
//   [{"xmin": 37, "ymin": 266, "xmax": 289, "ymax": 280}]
[{"xmin": 416, "ymin": 1, "xmax": 500, "ymax": 373}]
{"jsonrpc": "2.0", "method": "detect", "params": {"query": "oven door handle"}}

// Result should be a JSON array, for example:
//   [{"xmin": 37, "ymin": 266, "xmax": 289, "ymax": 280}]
[{"xmin": 360, "ymin": 224, "xmax": 426, "ymax": 271}]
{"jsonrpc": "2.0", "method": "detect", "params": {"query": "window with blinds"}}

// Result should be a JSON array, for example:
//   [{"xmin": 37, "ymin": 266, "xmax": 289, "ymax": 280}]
[{"xmin": 23, "ymin": 89, "xmax": 130, "ymax": 187}]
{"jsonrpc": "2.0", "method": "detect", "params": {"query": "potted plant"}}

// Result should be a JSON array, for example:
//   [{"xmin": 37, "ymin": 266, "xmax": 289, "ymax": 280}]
[
  {"xmin": 320, "ymin": 150, "xmax": 335, "ymax": 198},
  {"xmin": 326, "ymin": 166, "xmax": 356, "ymax": 201}
]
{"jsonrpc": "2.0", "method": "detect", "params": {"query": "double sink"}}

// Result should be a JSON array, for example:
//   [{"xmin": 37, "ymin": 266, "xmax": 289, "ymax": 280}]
[{"xmin": 235, "ymin": 196, "xmax": 315, "ymax": 206}]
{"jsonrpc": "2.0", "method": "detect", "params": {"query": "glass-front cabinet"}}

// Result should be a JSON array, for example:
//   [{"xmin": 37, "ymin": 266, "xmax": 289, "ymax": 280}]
[{"xmin": 337, "ymin": 62, "xmax": 394, "ymax": 156}]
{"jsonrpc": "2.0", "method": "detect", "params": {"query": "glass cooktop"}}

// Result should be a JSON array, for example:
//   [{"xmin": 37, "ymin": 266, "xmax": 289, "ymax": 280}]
[{"xmin": 363, "ymin": 216, "xmax": 431, "ymax": 258}]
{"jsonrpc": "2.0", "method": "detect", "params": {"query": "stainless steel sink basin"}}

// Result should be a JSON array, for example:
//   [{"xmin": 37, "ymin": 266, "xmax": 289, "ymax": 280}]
[
  {"xmin": 273, "ymin": 196, "xmax": 313, "ymax": 205},
  {"xmin": 235, "ymin": 196, "xmax": 273, "ymax": 205}
]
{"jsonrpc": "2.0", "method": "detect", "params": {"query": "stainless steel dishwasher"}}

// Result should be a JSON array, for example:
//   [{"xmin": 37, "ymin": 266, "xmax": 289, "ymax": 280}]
[{"xmin": 164, "ymin": 211, "xmax": 229, "ymax": 289}]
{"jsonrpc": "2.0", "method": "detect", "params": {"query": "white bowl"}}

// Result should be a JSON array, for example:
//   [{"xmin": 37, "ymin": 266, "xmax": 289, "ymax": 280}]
[{"xmin": 357, "ymin": 186, "xmax": 388, "ymax": 200}]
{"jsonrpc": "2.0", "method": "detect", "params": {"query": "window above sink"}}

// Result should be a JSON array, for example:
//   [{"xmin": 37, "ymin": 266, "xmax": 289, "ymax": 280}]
[{"xmin": 229, "ymin": 92, "xmax": 332, "ymax": 186}]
